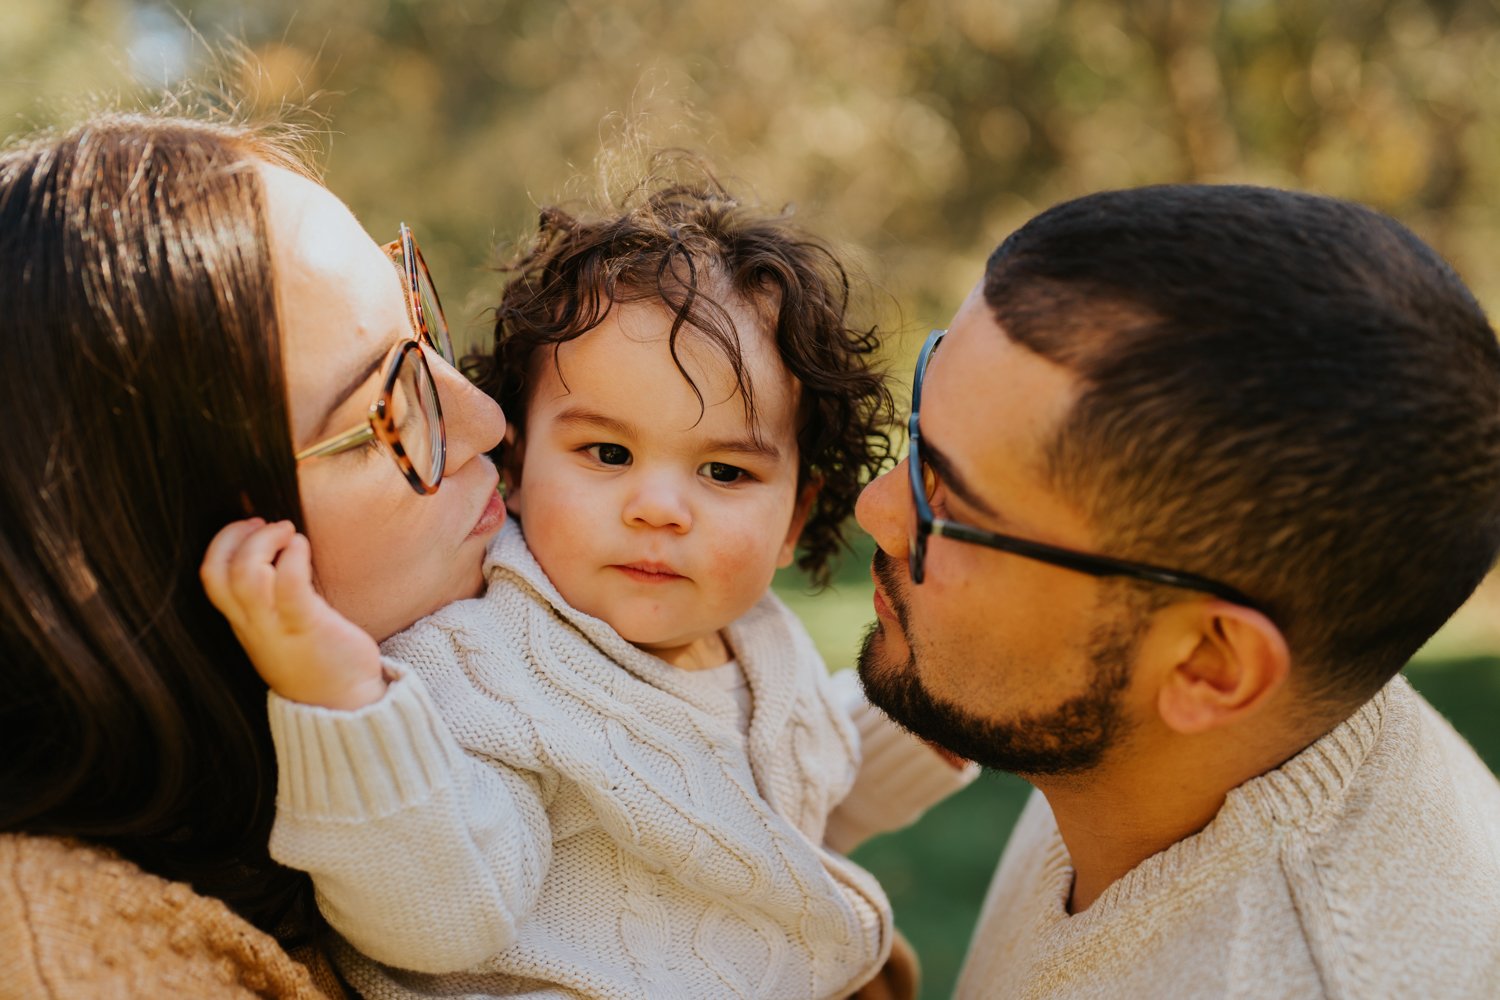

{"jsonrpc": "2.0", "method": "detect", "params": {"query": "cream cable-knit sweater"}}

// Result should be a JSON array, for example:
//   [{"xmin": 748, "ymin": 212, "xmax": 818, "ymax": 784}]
[
  {"xmin": 269, "ymin": 521, "xmax": 970, "ymax": 1000},
  {"xmin": 957, "ymin": 676, "xmax": 1500, "ymax": 999}
]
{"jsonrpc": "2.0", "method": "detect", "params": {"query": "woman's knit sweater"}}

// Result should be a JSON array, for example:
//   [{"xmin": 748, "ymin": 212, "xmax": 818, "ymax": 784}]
[
  {"xmin": 269, "ymin": 521, "xmax": 968, "ymax": 999},
  {"xmin": 0, "ymin": 834, "xmax": 342, "ymax": 999}
]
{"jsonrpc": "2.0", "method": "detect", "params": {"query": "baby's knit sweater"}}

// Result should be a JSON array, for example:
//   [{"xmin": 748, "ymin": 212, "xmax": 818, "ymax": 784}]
[
  {"xmin": 956, "ymin": 676, "xmax": 1500, "ymax": 999},
  {"xmin": 269, "ymin": 521, "xmax": 968, "ymax": 1000}
]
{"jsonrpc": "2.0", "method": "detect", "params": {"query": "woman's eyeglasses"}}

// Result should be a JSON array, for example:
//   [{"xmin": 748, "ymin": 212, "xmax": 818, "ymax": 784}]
[
  {"xmin": 906, "ymin": 327, "xmax": 1265, "ymax": 613},
  {"xmin": 294, "ymin": 224, "xmax": 453, "ymax": 495}
]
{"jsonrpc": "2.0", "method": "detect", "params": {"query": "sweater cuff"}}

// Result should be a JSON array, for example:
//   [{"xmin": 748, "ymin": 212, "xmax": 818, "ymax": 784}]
[
  {"xmin": 824, "ymin": 669, "xmax": 979, "ymax": 853},
  {"xmin": 268, "ymin": 659, "xmax": 463, "ymax": 821}
]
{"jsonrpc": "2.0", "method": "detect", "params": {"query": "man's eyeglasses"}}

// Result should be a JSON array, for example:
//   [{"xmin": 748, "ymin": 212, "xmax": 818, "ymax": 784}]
[
  {"xmin": 294, "ymin": 224, "xmax": 454, "ymax": 495},
  {"xmin": 906, "ymin": 328, "xmax": 1264, "ymax": 612}
]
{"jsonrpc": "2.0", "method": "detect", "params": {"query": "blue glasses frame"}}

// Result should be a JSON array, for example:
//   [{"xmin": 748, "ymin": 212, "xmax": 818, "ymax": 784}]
[{"xmin": 906, "ymin": 328, "xmax": 1264, "ymax": 612}]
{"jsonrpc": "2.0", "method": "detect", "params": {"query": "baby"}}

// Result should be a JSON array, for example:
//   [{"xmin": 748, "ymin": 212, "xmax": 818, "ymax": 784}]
[{"xmin": 215, "ymin": 176, "xmax": 970, "ymax": 998}]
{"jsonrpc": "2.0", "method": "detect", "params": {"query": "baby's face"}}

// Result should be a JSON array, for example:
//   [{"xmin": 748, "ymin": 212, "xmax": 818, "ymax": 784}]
[{"xmin": 507, "ymin": 298, "xmax": 809, "ymax": 668}]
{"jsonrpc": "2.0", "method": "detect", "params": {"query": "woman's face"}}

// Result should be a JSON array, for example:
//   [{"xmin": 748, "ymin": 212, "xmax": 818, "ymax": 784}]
[{"xmin": 260, "ymin": 164, "xmax": 507, "ymax": 641}]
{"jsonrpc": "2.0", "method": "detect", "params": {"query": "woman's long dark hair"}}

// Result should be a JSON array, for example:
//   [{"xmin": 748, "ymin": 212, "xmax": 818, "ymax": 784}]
[{"xmin": 0, "ymin": 114, "xmax": 319, "ymax": 943}]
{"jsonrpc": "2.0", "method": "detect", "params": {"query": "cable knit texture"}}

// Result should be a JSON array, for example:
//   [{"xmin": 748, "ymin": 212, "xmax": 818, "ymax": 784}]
[
  {"xmin": 269, "ymin": 520, "xmax": 968, "ymax": 999},
  {"xmin": 956, "ymin": 676, "xmax": 1500, "ymax": 999},
  {"xmin": 0, "ymin": 833, "xmax": 341, "ymax": 1000}
]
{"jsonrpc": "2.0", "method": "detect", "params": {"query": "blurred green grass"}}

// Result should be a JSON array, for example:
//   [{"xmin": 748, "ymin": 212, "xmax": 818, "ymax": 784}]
[{"xmin": 775, "ymin": 544, "xmax": 1500, "ymax": 999}]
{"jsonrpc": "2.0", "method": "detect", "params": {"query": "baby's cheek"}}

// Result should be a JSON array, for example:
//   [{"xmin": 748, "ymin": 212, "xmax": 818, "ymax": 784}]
[
  {"xmin": 519, "ymin": 494, "xmax": 593, "ymax": 561},
  {"xmin": 699, "ymin": 528, "xmax": 780, "ymax": 596}
]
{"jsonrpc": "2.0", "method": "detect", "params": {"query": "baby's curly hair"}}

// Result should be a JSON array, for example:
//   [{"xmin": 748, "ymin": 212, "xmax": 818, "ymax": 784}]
[{"xmin": 470, "ymin": 171, "xmax": 894, "ymax": 588}]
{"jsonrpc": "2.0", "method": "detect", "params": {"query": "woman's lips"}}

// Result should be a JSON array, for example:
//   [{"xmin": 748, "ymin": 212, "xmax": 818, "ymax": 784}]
[
  {"xmin": 612, "ymin": 562, "xmax": 685, "ymax": 583},
  {"xmin": 469, "ymin": 489, "xmax": 506, "ymax": 538}
]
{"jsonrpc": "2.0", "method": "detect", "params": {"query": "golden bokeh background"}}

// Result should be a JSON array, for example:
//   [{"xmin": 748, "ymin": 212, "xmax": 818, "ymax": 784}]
[{"xmin": 12, "ymin": 0, "xmax": 1500, "ymax": 349}]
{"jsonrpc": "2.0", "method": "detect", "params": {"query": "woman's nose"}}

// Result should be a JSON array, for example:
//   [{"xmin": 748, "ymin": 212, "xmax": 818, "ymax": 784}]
[
  {"xmin": 434, "ymin": 357, "xmax": 506, "ymax": 467},
  {"xmin": 855, "ymin": 459, "xmax": 910, "ymax": 563}
]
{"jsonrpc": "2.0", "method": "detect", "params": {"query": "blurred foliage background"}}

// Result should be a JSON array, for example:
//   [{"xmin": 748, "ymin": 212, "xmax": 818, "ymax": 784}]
[{"xmin": 6, "ymin": 1, "xmax": 1500, "ymax": 995}]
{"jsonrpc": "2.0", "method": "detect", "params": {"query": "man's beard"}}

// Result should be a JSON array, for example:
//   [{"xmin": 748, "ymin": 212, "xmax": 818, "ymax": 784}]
[{"xmin": 857, "ymin": 550, "xmax": 1141, "ymax": 777}]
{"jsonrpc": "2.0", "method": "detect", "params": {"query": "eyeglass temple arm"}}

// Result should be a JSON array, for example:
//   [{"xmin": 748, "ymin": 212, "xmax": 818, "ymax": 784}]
[
  {"xmin": 929, "ymin": 518, "xmax": 1264, "ymax": 611},
  {"xmin": 293, "ymin": 423, "xmax": 376, "ymax": 462}
]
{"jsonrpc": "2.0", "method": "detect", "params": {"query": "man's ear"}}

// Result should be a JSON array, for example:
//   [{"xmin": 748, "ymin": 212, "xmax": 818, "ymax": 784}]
[
  {"xmin": 1156, "ymin": 601, "xmax": 1290, "ymax": 735},
  {"xmin": 776, "ymin": 476, "xmax": 821, "ymax": 568},
  {"xmin": 500, "ymin": 425, "xmax": 525, "ymax": 516}
]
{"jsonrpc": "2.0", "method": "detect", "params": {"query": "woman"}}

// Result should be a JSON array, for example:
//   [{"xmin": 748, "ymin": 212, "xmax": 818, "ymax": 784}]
[{"xmin": 0, "ymin": 112, "xmax": 506, "ymax": 996}]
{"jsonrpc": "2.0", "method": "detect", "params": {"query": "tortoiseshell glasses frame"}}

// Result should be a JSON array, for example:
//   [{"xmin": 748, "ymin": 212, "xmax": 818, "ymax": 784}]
[{"xmin": 294, "ymin": 224, "xmax": 454, "ymax": 495}]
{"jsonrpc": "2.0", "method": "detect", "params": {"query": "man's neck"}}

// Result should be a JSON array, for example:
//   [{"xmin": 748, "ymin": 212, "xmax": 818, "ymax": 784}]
[
  {"xmin": 1040, "ymin": 769, "xmax": 1225, "ymax": 914},
  {"xmin": 1036, "ymin": 722, "xmax": 1330, "ymax": 914}
]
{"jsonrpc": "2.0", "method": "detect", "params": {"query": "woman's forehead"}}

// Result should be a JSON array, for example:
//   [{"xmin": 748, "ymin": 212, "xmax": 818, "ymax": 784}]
[
  {"xmin": 258, "ymin": 163, "xmax": 406, "ymax": 441},
  {"xmin": 258, "ymin": 165, "xmax": 387, "ymax": 285}
]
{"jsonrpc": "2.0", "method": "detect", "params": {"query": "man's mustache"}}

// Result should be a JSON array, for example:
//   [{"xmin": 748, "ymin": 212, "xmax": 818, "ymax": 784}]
[{"xmin": 872, "ymin": 548, "xmax": 910, "ymax": 632}]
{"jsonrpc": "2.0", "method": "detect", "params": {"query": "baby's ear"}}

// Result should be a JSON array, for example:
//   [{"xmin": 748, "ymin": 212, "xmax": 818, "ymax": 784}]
[
  {"xmin": 776, "ymin": 476, "xmax": 821, "ymax": 568},
  {"xmin": 500, "ymin": 425, "xmax": 525, "ymax": 515}
]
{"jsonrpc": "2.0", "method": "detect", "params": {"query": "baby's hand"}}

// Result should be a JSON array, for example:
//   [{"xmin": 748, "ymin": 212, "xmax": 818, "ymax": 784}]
[{"xmin": 202, "ymin": 518, "xmax": 387, "ymax": 710}]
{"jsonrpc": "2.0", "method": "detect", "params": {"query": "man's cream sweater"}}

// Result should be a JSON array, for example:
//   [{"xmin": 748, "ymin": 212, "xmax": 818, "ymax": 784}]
[
  {"xmin": 269, "ymin": 521, "xmax": 969, "ymax": 1000},
  {"xmin": 957, "ymin": 676, "xmax": 1500, "ymax": 999}
]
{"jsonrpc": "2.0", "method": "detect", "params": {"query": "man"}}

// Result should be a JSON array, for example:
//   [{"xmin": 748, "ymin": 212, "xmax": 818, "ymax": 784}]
[{"xmin": 856, "ymin": 185, "xmax": 1500, "ymax": 998}]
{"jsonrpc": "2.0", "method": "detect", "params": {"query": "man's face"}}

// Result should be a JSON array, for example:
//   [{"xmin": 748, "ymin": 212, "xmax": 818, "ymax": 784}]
[{"xmin": 855, "ymin": 284, "xmax": 1145, "ymax": 776}]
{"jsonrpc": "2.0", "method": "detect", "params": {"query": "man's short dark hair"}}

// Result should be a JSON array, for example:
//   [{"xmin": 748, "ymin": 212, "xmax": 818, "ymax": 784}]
[{"xmin": 985, "ymin": 184, "xmax": 1500, "ymax": 706}]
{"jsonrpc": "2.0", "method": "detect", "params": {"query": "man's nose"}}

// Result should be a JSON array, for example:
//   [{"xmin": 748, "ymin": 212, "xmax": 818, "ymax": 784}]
[{"xmin": 855, "ymin": 459, "xmax": 910, "ymax": 561}]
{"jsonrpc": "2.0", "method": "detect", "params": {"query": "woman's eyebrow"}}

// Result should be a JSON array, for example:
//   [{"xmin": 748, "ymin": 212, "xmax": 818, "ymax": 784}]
[
  {"xmin": 923, "ymin": 437, "xmax": 1001, "ymax": 520},
  {"xmin": 308, "ymin": 345, "xmax": 388, "ymax": 441}
]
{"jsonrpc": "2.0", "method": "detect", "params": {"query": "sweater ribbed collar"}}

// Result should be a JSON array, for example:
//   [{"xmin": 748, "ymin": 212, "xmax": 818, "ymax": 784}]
[
  {"xmin": 1032, "ymin": 675, "xmax": 1404, "ymax": 934},
  {"xmin": 481, "ymin": 519, "xmax": 809, "ymax": 808},
  {"xmin": 480, "ymin": 518, "xmax": 741, "ymax": 707}
]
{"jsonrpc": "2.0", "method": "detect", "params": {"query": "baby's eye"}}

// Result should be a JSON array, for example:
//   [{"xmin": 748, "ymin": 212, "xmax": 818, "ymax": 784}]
[
  {"xmin": 700, "ymin": 462, "xmax": 748, "ymax": 484},
  {"xmin": 586, "ymin": 443, "xmax": 632, "ymax": 466}
]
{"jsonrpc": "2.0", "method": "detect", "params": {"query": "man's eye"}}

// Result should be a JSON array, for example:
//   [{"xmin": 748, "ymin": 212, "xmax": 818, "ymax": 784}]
[
  {"xmin": 700, "ymin": 462, "xmax": 747, "ymax": 484},
  {"xmin": 586, "ymin": 443, "xmax": 631, "ymax": 466},
  {"xmin": 920, "ymin": 461, "xmax": 939, "ymax": 504}
]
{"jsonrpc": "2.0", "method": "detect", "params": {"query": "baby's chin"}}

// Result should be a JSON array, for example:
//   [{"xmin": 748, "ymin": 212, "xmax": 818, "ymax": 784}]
[{"xmin": 623, "ymin": 628, "xmax": 733, "ymax": 670}]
